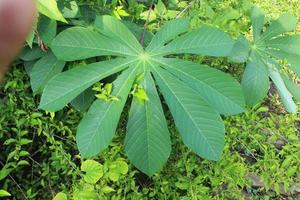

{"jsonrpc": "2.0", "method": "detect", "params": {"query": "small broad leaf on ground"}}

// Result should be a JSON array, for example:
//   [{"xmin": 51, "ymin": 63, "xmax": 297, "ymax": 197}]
[
  {"xmin": 53, "ymin": 192, "xmax": 67, "ymax": 200},
  {"xmin": 81, "ymin": 160, "xmax": 103, "ymax": 184}
]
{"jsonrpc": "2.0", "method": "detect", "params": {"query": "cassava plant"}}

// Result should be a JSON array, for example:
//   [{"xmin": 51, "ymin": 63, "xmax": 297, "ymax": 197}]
[
  {"xmin": 229, "ymin": 6, "xmax": 300, "ymax": 113},
  {"xmin": 39, "ymin": 15, "xmax": 246, "ymax": 175}
]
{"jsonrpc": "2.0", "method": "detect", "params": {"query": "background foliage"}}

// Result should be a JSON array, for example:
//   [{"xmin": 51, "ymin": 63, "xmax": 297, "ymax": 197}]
[{"xmin": 0, "ymin": 0, "xmax": 299, "ymax": 199}]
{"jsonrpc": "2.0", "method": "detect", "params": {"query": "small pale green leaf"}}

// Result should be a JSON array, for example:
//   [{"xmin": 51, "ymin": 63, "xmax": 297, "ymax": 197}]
[
  {"xmin": 125, "ymin": 71, "xmax": 171, "ymax": 175},
  {"xmin": 26, "ymin": 30, "xmax": 35, "ymax": 48},
  {"xmin": 37, "ymin": 0, "xmax": 67, "ymax": 23},
  {"xmin": 81, "ymin": 160, "xmax": 103, "ymax": 184},
  {"xmin": 39, "ymin": 58, "xmax": 131, "ymax": 112},
  {"xmin": 0, "ymin": 189, "xmax": 11, "ymax": 197},
  {"xmin": 53, "ymin": 192, "xmax": 67, "ymax": 200},
  {"xmin": 76, "ymin": 67, "xmax": 137, "ymax": 158},
  {"xmin": 101, "ymin": 186, "xmax": 115, "ymax": 194},
  {"xmin": 153, "ymin": 66, "xmax": 225, "ymax": 161}
]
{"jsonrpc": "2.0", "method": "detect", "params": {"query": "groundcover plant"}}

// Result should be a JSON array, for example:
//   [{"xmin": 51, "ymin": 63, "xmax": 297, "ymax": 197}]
[
  {"xmin": 38, "ymin": 15, "xmax": 246, "ymax": 175},
  {"xmin": 230, "ymin": 6, "xmax": 300, "ymax": 113}
]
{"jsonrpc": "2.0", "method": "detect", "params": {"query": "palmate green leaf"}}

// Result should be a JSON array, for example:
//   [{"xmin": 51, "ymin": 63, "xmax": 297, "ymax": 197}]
[
  {"xmin": 39, "ymin": 58, "xmax": 134, "ymax": 112},
  {"xmin": 125, "ymin": 71, "xmax": 171, "ymax": 176},
  {"xmin": 241, "ymin": 59, "xmax": 270, "ymax": 106},
  {"xmin": 152, "ymin": 66, "xmax": 225, "ymax": 161},
  {"xmin": 37, "ymin": 0, "xmax": 67, "ymax": 23},
  {"xmin": 42, "ymin": 14, "xmax": 245, "ymax": 175},
  {"xmin": 30, "ymin": 52, "xmax": 65, "ymax": 94},
  {"xmin": 77, "ymin": 67, "xmax": 137, "ymax": 158},
  {"xmin": 266, "ymin": 35, "xmax": 300, "ymax": 55},
  {"xmin": 251, "ymin": 6, "xmax": 265, "ymax": 41},
  {"xmin": 95, "ymin": 15, "xmax": 143, "ymax": 54},
  {"xmin": 268, "ymin": 66, "xmax": 297, "ymax": 113},
  {"xmin": 51, "ymin": 27, "xmax": 136, "ymax": 61},
  {"xmin": 260, "ymin": 13, "xmax": 297, "ymax": 41},
  {"xmin": 155, "ymin": 25, "xmax": 234, "ymax": 57},
  {"xmin": 146, "ymin": 18, "xmax": 190, "ymax": 53},
  {"xmin": 155, "ymin": 58, "xmax": 245, "ymax": 115}
]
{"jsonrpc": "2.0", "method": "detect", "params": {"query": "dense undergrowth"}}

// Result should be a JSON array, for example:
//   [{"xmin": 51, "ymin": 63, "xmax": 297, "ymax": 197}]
[{"xmin": 0, "ymin": 0, "xmax": 299, "ymax": 199}]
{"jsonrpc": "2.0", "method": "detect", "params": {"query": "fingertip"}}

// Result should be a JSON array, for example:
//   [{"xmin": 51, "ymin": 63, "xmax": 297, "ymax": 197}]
[{"xmin": 0, "ymin": 0, "xmax": 36, "ymax": 80}]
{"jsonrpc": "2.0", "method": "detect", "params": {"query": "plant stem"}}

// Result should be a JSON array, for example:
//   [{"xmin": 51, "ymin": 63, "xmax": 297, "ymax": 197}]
[{"xmin": 140, "ymin": 1, "xmax": 154, "ymax": 47}]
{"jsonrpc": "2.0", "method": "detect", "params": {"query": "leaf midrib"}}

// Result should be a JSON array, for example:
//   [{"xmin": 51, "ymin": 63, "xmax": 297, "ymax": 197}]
[
  {"xmin": 41, "ymin": 58, "xmax": 137, "ymax": 109},
  {"xmin": 83, "ymin": 66, "xmax": 138, "ymax": 154},
  {"xmin": 153, "ymin": 58, "xmax": 244, "ymax": 111},
  {"xmin": 151, "ymin": 65, "xmax": 219, "ymax": 159}
]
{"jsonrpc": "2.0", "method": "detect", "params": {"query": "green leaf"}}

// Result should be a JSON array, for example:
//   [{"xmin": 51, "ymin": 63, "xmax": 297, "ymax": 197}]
[
  {"xmin": 76, "ymin": 67, "xmax": 137, "ymax": 158},
  {"xmin": 0, "ymin": 189, "xmax": 11, "ymax": 197},
  {"xmin": 26, "ymin": 30, "xmax": 35, "ymax": 48},
  {"xmin": 39, "ymin": 58, "xmax": 132, "ymax": 112},
  {"xmin": 53, "ymin": 192, "xmax": 67, "ymax": 200},
  {"xmin": 251, "ymin": 6, "xmax": 265, "ymax": 41},
  {"xmin": 123, "ymin": 21, "xmax": 154, "ymax": 46},
  {"xmin": 95, "ymin": 15, "xmax": 143, "ymax": 54},
  {"xmin": 152, "ymin": 66, "xmax": 225, "ymax": 161},
  {"xmin": 281, "ymin": 74, "xmax": 300, "ymax": 102},
  {"xmin": 51, "ymin": 27, "xmax": 136, "ymax": 61},
  {"xmin": 71, "ymin": 88, "xmax": 95, "ymax": 112},
  {"xmin": 101, "ymin": 186, "xmax": 115, "ymax": 194},
  {"xmin": 19, "ymin": 47, "xmax": 46, "ymax": 61},
  {"xmin": 30, "ymin": 52, "xmax": 65, "ymax": 94},
  {"xmin": 260, "ymin": 13, "xmax": 297, "ymax": 41},
  {"xmin": 157, "ymin": 58, "xmax": 245, "ymax": 115},
  {"xmin": 37, "ymin": 0, "xmax": 67, "ymax": 23},
  {"xmin": 146, "ymin": 18, "xmax": 190, "ymax": 52},
  {"xmin": 81, "ymin": 160, "xmax": 103, "ymax": 184},
  {"xmin": 156, "ymin": 25, "xmax": 234, "ymax": 57},
  {"xmin": 266, "ymin": 35, "xmax": 300, "ymax": 56},
  {"xmin": 229, "ymin": 35, "xmax": 250, "ymax": 63},
  {"xmin": 35, "ymin": 15, "xmax": 57, "ymax": 45},
  {"xmin": 242, "ymin": 60, "xmax": 270, "ymax": 106},
  {"xmin": 266, "ymin": 49, "xmax": 300, "ymax": 76},
  {"xmin": 125, "ymin": 71, "xmax": 171, "ymax": 176},
  {"xmin": 268, "ymin": 67, "xmax": 297, "ymax": 113},
  {"xmin": 24, "ymin": 61, "xmax": 35, "ymax": 75}
]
